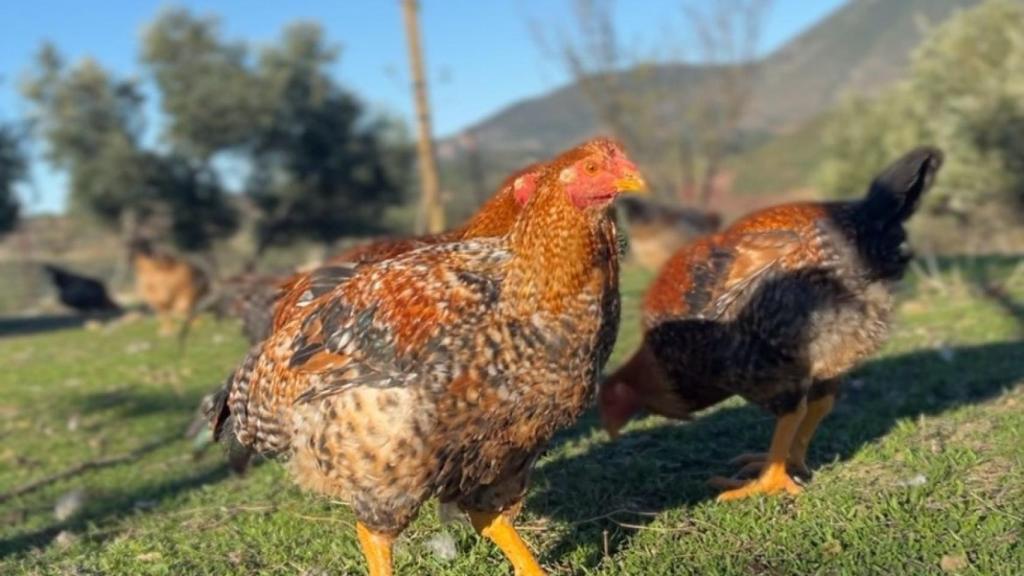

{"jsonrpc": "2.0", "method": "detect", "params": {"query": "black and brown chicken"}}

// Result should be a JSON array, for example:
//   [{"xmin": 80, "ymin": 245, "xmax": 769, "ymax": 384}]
[
  {"xmin": 600, "ymin": 147, "xmax": 943, "ymax": 501},
  {"xmin": 42, "ymin": 264, "xmax": 120, "ymax": 314}
]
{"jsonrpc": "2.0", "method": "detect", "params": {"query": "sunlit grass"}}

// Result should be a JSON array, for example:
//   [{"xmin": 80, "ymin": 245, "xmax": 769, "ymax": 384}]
[{"xmin": 1, "ymin": 259, "xmax": 1022, "ymax": 575}]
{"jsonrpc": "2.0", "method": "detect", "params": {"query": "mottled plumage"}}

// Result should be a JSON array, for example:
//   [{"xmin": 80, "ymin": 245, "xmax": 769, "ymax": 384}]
[
  {"xmin": 210, "ymin": 138, "xmax": 645, "ymax": 575},
  {"xmin": 602, "ymin": 147, "xmax": 943, "ymax": 500}
]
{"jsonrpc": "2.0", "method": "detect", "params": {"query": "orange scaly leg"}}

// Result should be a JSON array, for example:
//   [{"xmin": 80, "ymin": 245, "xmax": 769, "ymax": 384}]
[
  {"xmin": 787, "ymin": 393, "xmax": 835, "ymax": 475},
  {"xmin": 729, "ymin": 393, "xmax": 835, "ymax": 479},
  {"xmin": 467, "ymin": 510, "xmax": 545, "ymax": 576},
  {"xmin": 711, "ymin": 398, "xmax": 807, "ymax": 501},
  {"xmin": 356, "ymin": 522, "xmax": 394, "ymax": 576}
]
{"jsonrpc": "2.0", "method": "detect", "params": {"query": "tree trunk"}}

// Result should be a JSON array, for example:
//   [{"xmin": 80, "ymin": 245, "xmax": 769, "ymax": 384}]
[
  {"xmin": 114, "ymin": 208, "xmax": 140, "ymax": 289},
  {"xmin": 401, "ymin": 0, "xmax": 445, "ymax": 234}
]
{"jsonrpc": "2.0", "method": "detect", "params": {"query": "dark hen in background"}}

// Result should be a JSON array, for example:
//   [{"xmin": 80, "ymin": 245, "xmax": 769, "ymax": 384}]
[{"xmin": 42, "ymin": 264, "xmax": 120, "ymax": 314}]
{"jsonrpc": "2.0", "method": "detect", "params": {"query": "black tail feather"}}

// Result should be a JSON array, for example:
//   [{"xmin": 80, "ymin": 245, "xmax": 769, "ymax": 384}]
[{"xmin": 861, "ymin": 146, "xmax": 944, "ymax": 227}]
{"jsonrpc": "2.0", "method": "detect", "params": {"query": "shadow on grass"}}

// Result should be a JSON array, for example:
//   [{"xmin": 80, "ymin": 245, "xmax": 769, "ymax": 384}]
[
  {"xmin": 530, "ymin": 339, "xmax": 1024, "ymax": 569},
  {"xmin": 0, "ymin": 462, "xmax": 233, "ymax": 558},
  {"xmin": 73, "ymin": 387, "xmax": 200, "ymax": 422},
  {"xmin": 0, "ymin": 311, "xmax": 124, "ymax": 339}
]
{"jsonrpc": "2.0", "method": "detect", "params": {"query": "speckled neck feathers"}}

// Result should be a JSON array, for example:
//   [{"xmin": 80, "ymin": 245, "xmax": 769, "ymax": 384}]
[{"xmin": 504, "ymin": 178, "xmax": 617, "ymax": 313}]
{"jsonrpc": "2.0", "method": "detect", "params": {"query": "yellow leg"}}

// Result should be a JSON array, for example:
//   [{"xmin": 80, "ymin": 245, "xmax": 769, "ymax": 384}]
[
  {"xmin": 356, "ymin": 522, "xmax": 394, "ymax": 576},
  {"xmin": 712, "ymin": 398, "xmax": 807, "ymax": 501},
  {"xmin": 789, "ymin": 393, "xmax": 835, "ymax": 473},
  {"xmin": 467, "ymin": 510, "xmax": 546, "ymax": 576},
  {"xmin": 728, "ymin": 393, "xmax": 835, "ymax": 478}
]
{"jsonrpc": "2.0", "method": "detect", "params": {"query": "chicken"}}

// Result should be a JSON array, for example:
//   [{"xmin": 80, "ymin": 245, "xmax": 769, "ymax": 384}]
[
  {"xmin": 616, "ymin": 196, "xmax": 721, "ymax": 271},
  {"xmin": 208, "ymin": 138, "xmax": 646, "ymax": 575},
  {"xmin": 600, "ymin": 147, "xmax": 943, "ymax": 501},
  {"xmin": 41, "ymin": 264, "xmax": 120, "ymax": 314},
  {"xmin": 131, "ymin": 239, "xmax": 210, "ymax": 335}
]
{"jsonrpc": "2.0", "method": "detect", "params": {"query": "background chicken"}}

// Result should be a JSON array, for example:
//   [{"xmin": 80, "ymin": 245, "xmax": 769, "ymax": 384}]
[
  {"xmin": 209, "ymin": 138, "xmax": 645, "ymax": 575},
  {"xmin": 131, "ymin": 239, "xmax": 210, "ymax": 335},
  {"xmin": 600, "ymin": 147, "xmax": 943, "ymax": 501},
  {"xmin": 617, "ymin": 196, "xmax": 721, "ymax": 271},
  {"xmin": 41, "ymin": 264, "xmax": 120, "ymax": 314}
]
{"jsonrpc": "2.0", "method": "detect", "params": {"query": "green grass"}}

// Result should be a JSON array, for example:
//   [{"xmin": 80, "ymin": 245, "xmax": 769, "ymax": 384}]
[{"xmin": 2, "ymin": 258, "xmax": 1023, "ymax": 575}]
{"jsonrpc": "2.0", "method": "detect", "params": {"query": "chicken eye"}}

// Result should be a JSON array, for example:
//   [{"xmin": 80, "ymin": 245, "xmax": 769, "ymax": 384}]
[{"xmin": 584, "ymin": 161, "xmax": 598, "ymax": 174}]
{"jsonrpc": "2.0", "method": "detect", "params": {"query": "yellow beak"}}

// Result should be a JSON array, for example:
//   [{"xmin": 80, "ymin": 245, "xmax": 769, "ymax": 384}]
[{"xmin": 615, "ymin": 172, "xmax": 648, "ymax": 195}]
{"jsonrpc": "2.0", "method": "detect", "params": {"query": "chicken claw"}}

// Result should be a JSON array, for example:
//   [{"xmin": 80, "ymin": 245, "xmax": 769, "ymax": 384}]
[{"xmin": 714, "ymin": 462, "xmax": 804, "ymax": 501}]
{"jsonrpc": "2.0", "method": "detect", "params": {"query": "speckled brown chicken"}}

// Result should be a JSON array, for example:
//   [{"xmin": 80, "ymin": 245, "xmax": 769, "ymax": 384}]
[
  {"xmin": 209, "ymin": 138, "xmax": 646, "ymax": 575},
  {"xmin": 600, "ymin": 147, "xmax": 943, "ymax": 501}
]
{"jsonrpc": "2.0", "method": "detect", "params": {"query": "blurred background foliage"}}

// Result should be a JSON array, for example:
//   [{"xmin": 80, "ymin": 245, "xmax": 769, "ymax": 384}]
[{"xmin": 2, "ymin": 0, "xmax": 1024, "ymax": 313}]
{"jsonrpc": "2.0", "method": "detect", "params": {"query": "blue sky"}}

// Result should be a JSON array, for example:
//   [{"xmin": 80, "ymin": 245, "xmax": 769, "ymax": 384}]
[{"xmin": 0, "ymin": 0, "xmax": 845, "ymax": 214}]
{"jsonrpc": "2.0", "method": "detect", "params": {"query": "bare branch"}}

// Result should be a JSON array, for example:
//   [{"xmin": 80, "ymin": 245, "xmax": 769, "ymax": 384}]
[{"xmin": 535, "ymin": 0, "xmax": 770, "ymax": 206}]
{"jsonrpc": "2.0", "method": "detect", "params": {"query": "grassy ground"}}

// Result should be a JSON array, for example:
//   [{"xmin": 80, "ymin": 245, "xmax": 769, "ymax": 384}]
[{"xmin": 1, "ymin": 258, "xmax": 1023, "ymax": 575}]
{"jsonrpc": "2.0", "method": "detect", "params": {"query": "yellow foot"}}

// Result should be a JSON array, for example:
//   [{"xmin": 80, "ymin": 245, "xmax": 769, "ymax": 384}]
[
  {"xmin": 728, "ymin": 453, "xmax": 811, "ymax": 479},
  {"xmin": 467, "ymin": 510, "xmax": 546, "ymax": 576},
  {"xmin": 711, "ymin": 469, "xmax": 803, "ymax": 502}
]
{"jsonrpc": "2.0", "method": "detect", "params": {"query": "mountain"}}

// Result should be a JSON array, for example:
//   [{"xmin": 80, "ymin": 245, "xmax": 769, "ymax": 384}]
[
  {"xmin": 745, "ymin": 0, "xmax": 983, "ymax": 132},
  {"xmin": 440, "ymin": 0, "xmax": 983, "ymax": 162}
]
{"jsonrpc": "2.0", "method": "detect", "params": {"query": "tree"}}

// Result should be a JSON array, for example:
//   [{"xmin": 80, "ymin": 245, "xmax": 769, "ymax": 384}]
[
  {"xmin": 818, "ymin": 0, "xmax": 1024, "ymax": 223},
  {"xmin": 247, "ymin": 23, "xmax": 406, "ymax": 254},
  {"xmin": 141, "ymin": 10, "xmax": 411, "ymax": 255},
  {"xmin": 23, "ymin": 44, "xmax": 238, "ymax": 252},
  {"xmin": 401, "ymin": 0, "xmax": 444, "ymax": 233},
  {"xmin": 147, "ymin": 154, "xmax": 239, "ymax": 252},
  {"xmin": 22, "ymin": 45, "xmax": 153, "ymax": 241},
  {"xmin": 142, "ymin": 8, "xmax": 268, "ymax": 160},
  {"xmin": 534, "ymin": 0, "xmax": 768, "ymax": 206},
  {"xmin": 0, "ymin": 123, "xmax": 25, "ymax": 236}
]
